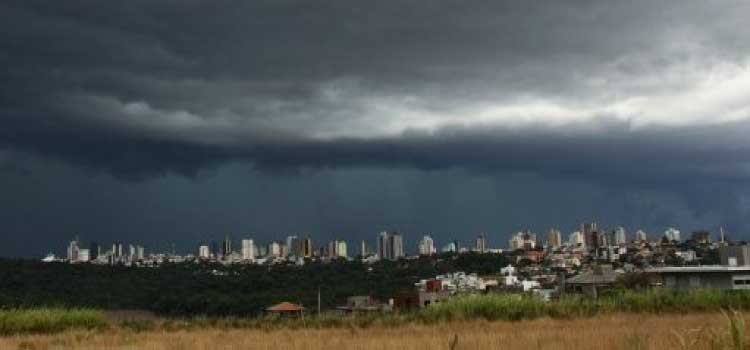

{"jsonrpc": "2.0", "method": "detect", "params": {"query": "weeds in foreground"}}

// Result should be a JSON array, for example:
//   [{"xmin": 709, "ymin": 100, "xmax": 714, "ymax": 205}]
[
  {"xmin": 0, "ymin": 308, "xmax": 107, "ymax": 335},
  {"xmin": 665, "ymin": 309, "xmax": 750, "ymax": 350}
]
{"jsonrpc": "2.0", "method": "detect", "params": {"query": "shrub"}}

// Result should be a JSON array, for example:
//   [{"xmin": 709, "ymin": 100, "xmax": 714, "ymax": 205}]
[{"xmin": 0, "ymin": 308, "xmax": 107, "ymax": 335}]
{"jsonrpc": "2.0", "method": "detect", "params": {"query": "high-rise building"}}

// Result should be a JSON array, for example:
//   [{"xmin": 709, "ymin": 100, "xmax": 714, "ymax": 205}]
[
  {"xmin": 302, "ymin": 236, "xmax": 314, "ymax": 257},
  {"xmin": 418, "ymin": 235, "xmax": 436, "ymax": 256},
  {"xmin": 129, "ymin": 244, "xmax": 136, "ymax": 259},
  {"xmin": 393, "ymin": 234, "xmax": 404, "ymax": 259},
  {"xmin": 286, "ymin": 235, "xmax": 300, "ymax": 257},
  {"xmin": 241, "ymin": 239, "xmax": 255, "ymax": 261},
  {"xmin": 509, "ymin": 231, "xmax": 536, "ymax": 250},
  {"xmin": 546, "ymin": 229, "xmax": 562, "ymax": 248},
  {"xmin": 111, "ymin": 242, "xmax": 123, "ymax": 259},
  {"xmin": 377, "ymin": 231, "xmax": 404, "ymax": 260},
  {"xmin": 614, "ymin": 227, "xmax": 627, "ymax": 245},
  {"xmin": 568, "ymin": 231, "xmax": 584, "ymax": 247},
  {"xmin": 135, "ymin": 245, "xmax": 145, "ymax": 260},
  {"xmin": 336, "ymin": 240, "xmax": 347, "ymax": 258},
  {"xmin": 258, "ymin": 244, "xmax": 268, "ymax": 257},
  {"xmin": 378, "ymin": 232, "xmax": 390, "ymax": 260},
  {"xmin": 664, "ymin": 227, "xmax": 681, "ymax": 242},
  {"xmin": 267, "ymin": 241, "xmax": 282, "ymax": 257},
  {"xmin": 475, "ymin": 233, "xmax": 488, "ymax": 253},
  {"xmin": 581, "ymin": 222, "xmax": 598, "ymax": 248},
  {"xmin": 67, "ymin": 238, "xmax": 80, "ymax": 262},
  {"xmin": 89, "ymin": 242, "xmax": 100, "ymax": 261},
  {"xmin": 634, "ymin": 230, "xmax": 648, "ymax": 242},
  {"xmin": 326, "ymin": 240, "xmax": 347, "ymax": 258},
  {"xmin": 360, "ymin": 240, "xmax": 369, "ymax": 257},
  {"xmin": 77, "ymin": 248, "xmax": 90, "ymax": 262},
  {"xmin": 222, "ymin": 235, "xmax": 232, "ymax": 257},
  {"xmin": 327, "ymin": 240, "xmax": 337, "ymax": 257},
  {"xmin": 199, "ymin": 245, "xmax": 210, "ymax": 259},
  {"xmin": 597, "ymin": 231, "xmax": 608, "ymax": 248},
  {"xmin": 442, "ymin": 242, "xmax": 458, "ymax": 253}
]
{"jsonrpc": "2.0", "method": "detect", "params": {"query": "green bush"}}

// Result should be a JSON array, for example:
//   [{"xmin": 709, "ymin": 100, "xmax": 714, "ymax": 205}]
[{"xmin": 0, "ymin": 308, "xmax": 107, "ymax": 335}]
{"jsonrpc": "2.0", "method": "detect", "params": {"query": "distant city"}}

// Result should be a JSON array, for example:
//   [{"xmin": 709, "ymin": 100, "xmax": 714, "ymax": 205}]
[{"xmin": 50, "ymin": 222, "xmax": 733, "ymax": 268}]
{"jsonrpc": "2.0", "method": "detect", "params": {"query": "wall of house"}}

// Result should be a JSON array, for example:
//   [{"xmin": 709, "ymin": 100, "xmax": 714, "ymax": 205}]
[{"xmin": 661, "ymin": 272, "xmax": 745, "ymax": 291}]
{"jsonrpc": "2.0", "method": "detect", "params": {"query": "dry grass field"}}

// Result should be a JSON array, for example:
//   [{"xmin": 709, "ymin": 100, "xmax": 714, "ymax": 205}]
[{"xmin": 0, "ymin": 312, "xmax": 741, "ymax": 350}]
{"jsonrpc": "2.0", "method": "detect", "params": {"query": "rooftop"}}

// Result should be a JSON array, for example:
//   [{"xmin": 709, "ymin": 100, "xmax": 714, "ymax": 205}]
[
  {"xmin": 265, "ymin": 302, "xmax": 305, "ymax": 312},
  {"xmin": 646, "ymin": 266, "xmax": 750, "ymax": 273}
]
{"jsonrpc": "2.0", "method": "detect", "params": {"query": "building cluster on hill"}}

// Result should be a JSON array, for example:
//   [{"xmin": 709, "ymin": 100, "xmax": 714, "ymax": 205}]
[{"xmin": 41, "ymin": 222, "xmax": 750, "ymax": 317}]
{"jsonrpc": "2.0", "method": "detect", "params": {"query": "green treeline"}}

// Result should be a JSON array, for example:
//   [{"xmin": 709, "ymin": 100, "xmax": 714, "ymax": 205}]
[{"xmin": 0, "ymin": 253, "xmax": 508, "ymax": 316}]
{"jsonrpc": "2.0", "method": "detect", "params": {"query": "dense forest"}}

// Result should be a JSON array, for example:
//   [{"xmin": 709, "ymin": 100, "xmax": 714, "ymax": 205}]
[{"xmin": 0, "ymin": 253, "xmax": 508, "ymax": 316}]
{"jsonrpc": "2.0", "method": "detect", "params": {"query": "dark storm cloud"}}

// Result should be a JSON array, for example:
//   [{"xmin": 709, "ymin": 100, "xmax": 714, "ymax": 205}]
[{"xmin": 2, "ymin": 0, "xmax": 750, "ymax": 233}]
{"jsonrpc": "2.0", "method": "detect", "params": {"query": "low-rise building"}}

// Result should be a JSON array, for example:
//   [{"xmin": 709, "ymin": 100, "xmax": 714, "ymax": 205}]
[
  {"xmin": 647, "ymin": 266, "xmax": 750, "ymax": 291},
  {"xmin": 565, "ymin": 265, "xmax": 621, "ymax": 297}
]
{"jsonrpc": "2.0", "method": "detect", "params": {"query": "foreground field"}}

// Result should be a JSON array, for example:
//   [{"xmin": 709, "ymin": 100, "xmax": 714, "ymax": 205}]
[{"xmin": 0, "ymin": 312, "xmax": 744, "ymax": 350}]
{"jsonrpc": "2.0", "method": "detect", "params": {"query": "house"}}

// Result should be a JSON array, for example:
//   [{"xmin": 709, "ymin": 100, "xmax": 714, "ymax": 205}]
[
  {"xmin": 265, "ymin": 302, "xmax": 305, "ymax": 318},
  {"xmin": 418, "ymin": 290, "xmax": 451, "ymax": 307},
  {"xmin": 565, "ymin": 265, "xmax": 621, "ymax": 297},
  {"xmin": 335, "ymin": 296, "xmax": 392, "ymax": 314}
]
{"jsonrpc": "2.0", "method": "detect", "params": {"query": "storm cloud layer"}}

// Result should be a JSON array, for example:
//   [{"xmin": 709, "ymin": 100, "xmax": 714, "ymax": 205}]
[{"xmin": 1, "ymin": 1, "xmax": 750, "ymax": 255}]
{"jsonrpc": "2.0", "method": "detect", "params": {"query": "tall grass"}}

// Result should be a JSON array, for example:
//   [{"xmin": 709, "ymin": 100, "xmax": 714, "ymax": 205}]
[
  {"xmin": 0, "ymin": 308, "xmax": 107, "ymax": 335},
  {"xmin": 0, "ymin": 312, "xmax": 739, "ymax": 350},
  {"xmin": 419, "ymin": 289, "xmax": 750, "ymax": 322}
]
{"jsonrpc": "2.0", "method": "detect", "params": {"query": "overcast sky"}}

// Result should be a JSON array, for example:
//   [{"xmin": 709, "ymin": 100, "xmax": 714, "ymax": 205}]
[{"xmin": 2, "ymin": 1, "xmax": 750, "ymax": 257}]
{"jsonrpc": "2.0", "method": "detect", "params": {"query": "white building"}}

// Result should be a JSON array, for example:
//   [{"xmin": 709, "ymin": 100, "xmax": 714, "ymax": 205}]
[
  {"xmin": 568, "ymin": 231, "xmax": 585, "ymax": 247},
  {"xmin": 417, "ymin": 272, "xmax": 489, "ymax": 293},
  {"xmin": 135, "ymin": 245, "xmax": 145, "ymax": 261},
  {"xmin": 198, "ymin": 245, "xmax": 210, "ymax": 259},
  {"xmin": 286, "ymin": 235, "xmax": 300, "ymax": 257},
  {"xmin": 509, "ymin": 231, "xmax": 536, "ymax": 250},
  {"xmin": 129, "ymin": 244, "xmax": 136, "ymax": 259},
  {"xmin": 267, "ymin": 241, "xmax": 282, "ymax": 257},
  {"xmin": 241, "ymin": 239, "xmax": 255, "ymax": 261},
  {"xmin": 442, "ymin": 242, "xmax": 458, "ymax": 253},
  {"xmin": 42, "ymin": 253, "xmax": 59, "ymax": 263},
  {"xmin": 336, "ymin": 240, "xmax": 347, "ymax": 258},
  {"xmin": 77, "ymin": 248, "xmax": 90, "ymax": 262},
  {"xmin": 67, "ymin": 239, "xmax": 80, "ymax": 262},
  {"xmin": 614, "ymin": 226, "xmax": 627, "ymax": 245},
  {"xmin": 418, "ymin": 235, "xmax": 436, "ymax": 256},
  {"xmin": 360, "ymin": 240, "xmax": 369, "ymax": 257},
  {"xmin": 635, "ymin": 230, "xmax": 648, "ymax": 242},
  {"xmin": 665, "ymin": 227, "xmax": 681, "ymax": 242}
]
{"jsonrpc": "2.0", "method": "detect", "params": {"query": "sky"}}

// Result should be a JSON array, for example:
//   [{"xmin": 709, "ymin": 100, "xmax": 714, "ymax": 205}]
[{"xmin": 2, "ymin": 1, "xmax": 750, "ymax": 257}]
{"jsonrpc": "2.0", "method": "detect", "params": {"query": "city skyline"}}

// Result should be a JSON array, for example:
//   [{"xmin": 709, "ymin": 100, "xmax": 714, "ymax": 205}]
[{"xmin": 52, "ymin": 223, "xmax": 723, "ymax": 261}]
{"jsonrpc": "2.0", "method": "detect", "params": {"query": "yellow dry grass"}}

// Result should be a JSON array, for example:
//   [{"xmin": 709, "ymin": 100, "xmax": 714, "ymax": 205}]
[{"xmin": 0, "ymin": 312, "xmax": 735, "ymax": 350}]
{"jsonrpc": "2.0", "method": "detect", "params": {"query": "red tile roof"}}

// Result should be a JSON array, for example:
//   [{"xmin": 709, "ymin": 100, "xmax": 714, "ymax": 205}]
[{"xmin": 265, "ymin": 302, "xmax": 305, "ymax": 312}]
